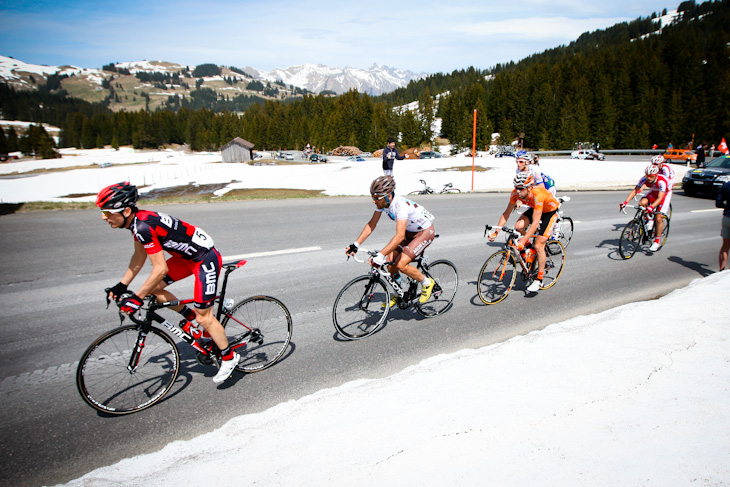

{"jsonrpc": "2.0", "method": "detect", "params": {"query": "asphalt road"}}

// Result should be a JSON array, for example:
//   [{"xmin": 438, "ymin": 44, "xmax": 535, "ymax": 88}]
[{"xmin": 0, "ymin": 190, "xmax": 721, "ymax": 487}]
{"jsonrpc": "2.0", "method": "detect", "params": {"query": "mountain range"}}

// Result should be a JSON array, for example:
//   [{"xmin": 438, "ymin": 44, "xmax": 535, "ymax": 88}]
[{"xmin": 0, "ymin": 55, "xmax": 426, "ymax": 101}]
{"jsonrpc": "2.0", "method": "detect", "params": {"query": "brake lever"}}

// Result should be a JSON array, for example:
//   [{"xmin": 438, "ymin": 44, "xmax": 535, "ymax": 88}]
[{"xmin": 104, "ymin": 287, "xmax": 112, "ymax": 309}]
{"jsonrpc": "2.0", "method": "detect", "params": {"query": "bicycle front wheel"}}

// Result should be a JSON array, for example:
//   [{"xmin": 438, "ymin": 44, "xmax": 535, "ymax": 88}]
[
  {"xmin": 540, "ymin": 241, "xmax": 565, "ymax": 290},
  {"xmin": 619, "ymin": 219, "xmax": 643, "ymax": 259},
  {"xmin": 477, "ymin": 250, "xmax": 516, "ymax": 305},
  {"xmin": 416, "ymin": 259, "xmax": 458, "ymax": 317},
  {"xmin": 333, "ymin": 275, "xmax": 389, "ymax": 340},
  {"xmin": 557, "ymin": 216, "xmax": 574, "ymax": 248},
  {"xmin": 222, "ymin": 296, "xmax": 293, "ymax": 373},
  {"xmin": 76, "ymin": 325, "xmax": 179, "ymax": 415}
]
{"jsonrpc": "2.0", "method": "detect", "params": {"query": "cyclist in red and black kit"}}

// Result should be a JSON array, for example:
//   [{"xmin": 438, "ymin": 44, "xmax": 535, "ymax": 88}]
[{"xmin": 97, "ymin": 182, "xmax": 239, "ymax": 383}]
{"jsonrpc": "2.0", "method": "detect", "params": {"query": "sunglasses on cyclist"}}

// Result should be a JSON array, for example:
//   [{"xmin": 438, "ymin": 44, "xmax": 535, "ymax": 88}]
[{"xmin": 100, "ymin": 208, "xmax": 126, "ymax": 217}]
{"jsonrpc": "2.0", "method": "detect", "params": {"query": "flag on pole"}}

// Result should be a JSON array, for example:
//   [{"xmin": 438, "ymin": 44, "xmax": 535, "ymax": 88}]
[{"xmin": 719, "ymin": 137, "xmax": 729, "ymax": 154}]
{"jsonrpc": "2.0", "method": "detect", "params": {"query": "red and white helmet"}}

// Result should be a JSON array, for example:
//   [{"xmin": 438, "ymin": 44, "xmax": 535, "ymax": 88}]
[
  {"xmin": 645, "ymin": 165, "xmax": 660, "ymax": 176},
  {"xmin": 651, "ymin": 154, "xmax": 665, "ymax": 166}
]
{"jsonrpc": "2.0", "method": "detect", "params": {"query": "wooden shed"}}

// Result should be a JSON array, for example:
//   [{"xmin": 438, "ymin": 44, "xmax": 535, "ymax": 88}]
[{"xmin": 221, "ymin": 137, "xmax": 255, "ymax": 163}]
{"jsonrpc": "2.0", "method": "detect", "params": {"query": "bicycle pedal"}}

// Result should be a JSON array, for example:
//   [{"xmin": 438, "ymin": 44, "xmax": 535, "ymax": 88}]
[{"xmin": 196, "ymin": 352, "xmax": 214, "ymax": 366}]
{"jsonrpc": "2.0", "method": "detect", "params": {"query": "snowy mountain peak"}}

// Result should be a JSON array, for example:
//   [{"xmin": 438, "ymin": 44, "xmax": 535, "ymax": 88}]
[{"xmin": 244, "ymin": 63, "xmax": 427, "ymax": 96}]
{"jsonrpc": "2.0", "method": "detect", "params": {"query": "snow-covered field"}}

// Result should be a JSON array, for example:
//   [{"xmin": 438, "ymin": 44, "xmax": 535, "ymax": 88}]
[
  {"xmin": 0, "ymin": 146, "xmax": 692, "ymax": 204},
  {"xmin": 58, "ymin": 272, "xmax": 730, "ymax": 487}
]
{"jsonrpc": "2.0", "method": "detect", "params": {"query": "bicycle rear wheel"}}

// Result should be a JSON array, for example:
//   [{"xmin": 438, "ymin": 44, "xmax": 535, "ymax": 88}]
[
  {"xmin": 540, "ymin": 241, "xmax": 565, "ymax": 289},
  {"xmin": 619, "ymin": 219, "xmax": 643, "ymax": 259},
  {"xmin": 333, "ymin": 275, "xmax": 389, "ymax": 340},
  {"xmin": 76, "ymin": 325, "xmax": 179, "ymax": 415},
  {"xmin": 556, "ymin": 216, "xmax": 574, "ymax": 248},
  {"xmin": 657, "ymin": 217, "xmax": 670, "ymax": 250},
  {"xmin": 416, "ymin": 259, "xmax": 458, "ymax": 317},
  {"xmin": 477, "ymin": 250, "xmax": 516, "ymax": 305},
  {"xmin": 222, "ymin": 296, "xmax": 293, "ymax": 373}
]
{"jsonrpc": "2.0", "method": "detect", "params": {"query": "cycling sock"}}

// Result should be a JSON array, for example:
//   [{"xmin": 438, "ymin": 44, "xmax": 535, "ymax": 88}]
[
  {"xmin": 180, "ymin": 307, "xmax": 196, "ymax": 322},
  {"xmin": 537, "ymin": 271, "xmax": 544, "ymax": 281},
  {"xmin": 220, "ymin": 346, "xmax": 234, "ymax": 361},
  {"xmin": 421, "ymin": 277, "xmax": 430, "ymax": 285}
]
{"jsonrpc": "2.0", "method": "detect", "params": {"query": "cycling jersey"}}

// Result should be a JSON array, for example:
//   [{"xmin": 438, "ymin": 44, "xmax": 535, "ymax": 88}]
[
  {"xmin": 658, "ymin": 164, "xmax": 675, "ymax": 188},
  {"xmin": 130, "ymin": 210, "xmax": 214, "ymax": 262},
  {"xmin": 378, "ymin": 195, "xmax": 434, "ymax": 232},
  {"xmin": 636, "ymin": 174, "xmax": 669, "ymax": 195},
  {"xmin": 509, "ymin": 186, "xmax": 560, "ymax": 213},
  {"xmin": 517, "ymin": 167, "xmax": 555, "ymax": 195},
  {"xmin": 636, "ymin": 174, "xmax": 670, "ymax": 215}
]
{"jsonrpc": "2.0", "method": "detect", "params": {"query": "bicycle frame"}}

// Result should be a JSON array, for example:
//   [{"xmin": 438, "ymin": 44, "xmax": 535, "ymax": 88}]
[
  {"xmin": 121, "ymin": 259, "xmax": 252, "ymax": 371},
  {"xmin": 621, "ymin": 204, "xmax": 662, "ymax": 238},
  {"xmin": 352, "ymin": 248, "xmax": 439, "ymax": 307},
  {"xmin": 484, "ymin": 225, "xmax": 538, "ymax": 278}
]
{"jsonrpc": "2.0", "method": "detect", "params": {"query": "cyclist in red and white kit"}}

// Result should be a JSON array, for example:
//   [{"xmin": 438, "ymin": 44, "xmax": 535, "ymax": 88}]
[
  {"xmin": 620, "ymin": 166, "xmax": 669, "ymax": 252},
  {"xmin": 97, "ymin": 182, "xmax": 239, "ymax": 383}
]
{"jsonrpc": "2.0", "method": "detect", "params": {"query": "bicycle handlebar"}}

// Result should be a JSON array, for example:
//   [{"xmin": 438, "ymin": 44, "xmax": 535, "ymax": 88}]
[
  {"xmin": 620, "ymin": 204, "xmax": 646, "ymax": 215},
  {"xmin": 348, "ymin": 247, "xmax": 395, "ymax": 268}
]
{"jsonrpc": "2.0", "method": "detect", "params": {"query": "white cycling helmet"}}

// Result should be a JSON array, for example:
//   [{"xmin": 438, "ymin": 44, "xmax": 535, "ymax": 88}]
[
  {"xmin": 645, "ymin": 165, "xmax": 660, "ymax": 176},
  {"xmin": 651, "ymin": 154, "xmax": 665, "ymax": 165}
]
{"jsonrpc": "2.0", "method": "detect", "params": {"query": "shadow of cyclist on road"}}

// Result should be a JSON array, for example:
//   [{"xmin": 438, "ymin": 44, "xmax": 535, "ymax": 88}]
[{"xmin": 667, "ymin": 255, "xmax": 714, "ymax": 277}]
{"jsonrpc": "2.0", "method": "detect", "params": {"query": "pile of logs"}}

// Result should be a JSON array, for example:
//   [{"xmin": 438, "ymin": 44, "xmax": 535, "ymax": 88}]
[
  {"xmin": 331, "ymin": 146, "xmax": 363, "ymax": 156},
  {"xmin": 372, "ymin": 148, "xmax": 420, "ymax": 158}
]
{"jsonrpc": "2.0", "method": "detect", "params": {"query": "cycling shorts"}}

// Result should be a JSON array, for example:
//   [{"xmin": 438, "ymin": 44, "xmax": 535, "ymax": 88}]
[
  {"xmin": 162, "ymin": 247, "xmax": 222, "ymax": 309},
  {"xmin": 645, "ymin": 191, "xmax": 671, "ymax": 216},
  {"xmin": 520, "ymin": 209, "xmax": 558, "ymax": 238},
  {"xmin": 397, "ymin": 226, "xmax": 435, "ymax": 260},
  {"xmin": 722, "ymin": 216, "xmax": 730, "ymax": 239}
]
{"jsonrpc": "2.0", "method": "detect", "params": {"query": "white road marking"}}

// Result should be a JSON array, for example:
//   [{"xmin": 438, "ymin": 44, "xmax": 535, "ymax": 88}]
[
  {"xmin": 691, "ymin": 209, "xmax": 722, "ymax": 213},
  {"xmin": 223, "ymin": 246, "xmax": 322, "ymax": 260}
]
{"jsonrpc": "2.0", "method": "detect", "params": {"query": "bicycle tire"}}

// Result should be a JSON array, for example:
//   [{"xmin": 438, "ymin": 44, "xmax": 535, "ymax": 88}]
[
  {"xmin": 657, "ymin": 217, "xmax": 670, "ymax": 250},
  {"xmin": 477, "ymin": 250, "xmax": 516, "ymax": 305},
  {"xmin": 415, "ymin": 259, "xmax": 459, "ymax": 317},
  {"xmin": 76, "ymin": 325, "xmax": 179, "ymax": 415},
  {"xmin": 333, "ymin": 275, "xmax": 389, "ymax": 340},
  {"xmin": 540, "ymin": 241, "xmax": 565, "ymax": 289},
  {"xmin": 619, "ymin": 219, "xmax": 643, "ymax": 259},
  {"xmin": 556, "ymin": 216, "xmax": 574, "ymax": 248},
  {"xmin": 222, "ymin": 296, "xmax": 293, "ymax": 373},
  {"xmin": 408, "ymin": 191, "xmax": 423, "ymax": 196},
  {"xmin": 441, "ymin": 189, "xmax": 461, "ymax": 194}
]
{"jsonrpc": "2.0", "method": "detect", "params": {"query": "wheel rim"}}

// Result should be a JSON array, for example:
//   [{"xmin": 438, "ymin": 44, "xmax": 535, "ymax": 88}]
[
  {"xmin": 77, "ymin": 327, "xmax": 179, "ymax": 414},
  {"xmin": 224, "ymin": 296, "xmax": 293, "ymax": 373},
  {"xmin": 477, "ymin": 251, "xmax": 516, "ymax": 304},
  {"xmin": 333, "ymin": 276, "xmax": 389, "ymax": 339},
  {"xmin": 619, "ymin": 220, "xmax": 642, "ymax": 259},
  {"xmin": 416, "ymin": 260, "xmax": 459, "ymax": 316}
]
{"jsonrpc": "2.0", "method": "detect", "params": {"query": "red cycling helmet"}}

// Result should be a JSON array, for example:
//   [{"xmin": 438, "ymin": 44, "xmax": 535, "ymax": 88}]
[{"xmin": 96, "ymin": 182, "xmax": 139, "ymax": 210}]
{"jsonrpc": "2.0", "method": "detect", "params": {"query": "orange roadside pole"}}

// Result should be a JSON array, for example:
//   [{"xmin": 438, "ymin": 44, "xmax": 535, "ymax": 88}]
[{"xmin": 472, "ymin": 109, "xmax": 477, "ymax": 191}]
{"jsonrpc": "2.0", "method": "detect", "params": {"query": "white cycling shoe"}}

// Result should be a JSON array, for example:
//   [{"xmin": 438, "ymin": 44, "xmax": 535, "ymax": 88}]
[
  {"xmin": 526, "ymin": 280, "xmax": 542, "ymax": 293},
  {"xmin": 649, "ymin": 241, "xmax": 661, "ymax": 252},
  {"xmin": 213, "ymin": 352, "xmax": 240, "ymax": 383}
]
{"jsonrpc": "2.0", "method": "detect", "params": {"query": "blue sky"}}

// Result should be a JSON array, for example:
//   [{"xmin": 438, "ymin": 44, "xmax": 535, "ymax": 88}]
[{"xmin": 0, "ymin": 0, "xmax": 678, "ymax": 74}]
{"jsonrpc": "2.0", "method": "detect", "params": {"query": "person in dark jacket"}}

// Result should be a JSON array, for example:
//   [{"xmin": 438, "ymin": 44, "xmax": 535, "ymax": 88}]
[
  {"xmin": 382, "ymin": 137, "xmax": 406, "ymax": 176},
  {"xmin": 696, "ymin": 144, "xmax": 706, "ymax": 168},
  {"xmin": 717, "ymin": 180, "xmax": 730, "ymax": 270}
]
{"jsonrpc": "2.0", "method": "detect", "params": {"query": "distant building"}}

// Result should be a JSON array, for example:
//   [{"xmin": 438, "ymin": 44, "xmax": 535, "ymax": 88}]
[{"xmin": 221, "ymin": 137, "xmax": 255, "ymax": 163}]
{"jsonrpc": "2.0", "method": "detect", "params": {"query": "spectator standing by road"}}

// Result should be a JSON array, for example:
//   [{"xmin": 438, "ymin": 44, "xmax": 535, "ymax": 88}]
[
  {"xmin": 382, "ymin": 137, "xmax": 407, "ymax": 176},
  {"xmin": 668, "ymin": 142, "xmax": 674, "ymax": 149},
  {"xmin": 717, "ymin": 180, "xmax": 730, "ymax": 271},
  {"xmin": 710, "ymin": 144, "xmax": 715, "ymax": 158},
  {"xmin": 696, "ymin": 144, "xmax": 706, "ymax": 168}
]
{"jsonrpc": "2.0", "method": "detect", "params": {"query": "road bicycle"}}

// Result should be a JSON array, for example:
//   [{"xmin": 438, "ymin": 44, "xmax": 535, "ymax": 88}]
[
  {"xmin": 76, "ymin": 259, "xmax": 293, "ymax": 415},
  {"xmin": 618, "ymin": 204, "xmax": 670, "ymax": 259},
  {"xmin": 333, "ymin": 242, "xmax": 459, "ymax": 340},
  {"xmin": 477, "ymin": 225, "xmax": 566, "ymax": 305},
  {"xmin": 408, "ymin": 179, "xmax": 461, "ymax": 195}
]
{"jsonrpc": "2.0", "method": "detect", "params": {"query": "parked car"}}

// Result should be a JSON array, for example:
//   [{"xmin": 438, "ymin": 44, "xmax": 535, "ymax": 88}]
[
  {"xmin": 570, "ymin": 149, "xmax": 605, "ymax": 160},
  {"xmin": 495, "ymin": 150, "xmax": 515, "ymax": 158},
  {"xmin": 664, "ymin": 148, "xmax": 697, "ymax": 165},
  {"xmin": 310, "ymin": 154, "xmax": 327, "ymax": 163},
  {"xmin": 346, "ymin": 156, "xmax": 366, "ymax": 162},
  {"xmin": 285, "ymin": 153, "xmax": 295, "ymax": 161},
  {"xmin": 681, "ymin": 154, "xmax": 730, "ymax": 197},
  {"xmin": 99, "ymin": 162, "xmax": 113, "ymax": 168},
  {"xmin": 418, "ymin": 151, "xmax": 445, "ymax": 159}
]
